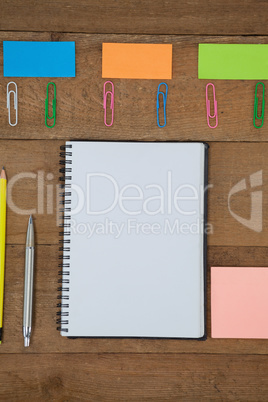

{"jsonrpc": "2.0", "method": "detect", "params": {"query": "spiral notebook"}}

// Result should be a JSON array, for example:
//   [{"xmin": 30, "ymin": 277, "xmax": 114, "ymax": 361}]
[{"xmin": 58, "ymin": 141, "xmax": 208, "ymax": 339}]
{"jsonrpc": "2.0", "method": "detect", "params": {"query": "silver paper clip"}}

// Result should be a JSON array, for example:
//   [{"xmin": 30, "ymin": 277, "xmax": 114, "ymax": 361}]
[{"xmin": 7, "ymin": 82, "xmax": 18, "ymax": 126}]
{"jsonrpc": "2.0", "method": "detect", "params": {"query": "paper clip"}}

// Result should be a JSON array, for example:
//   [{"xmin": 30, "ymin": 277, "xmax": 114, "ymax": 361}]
[
  {"xmin": 103, "ymin": 81, "xmax": 114, "ymax": 127},
  {"xmin": 45, "ymin": 82, "xmax": 56, "ymax": 128},
  {"xmin": 157, "ymin": 83, "xmax": 168, "ymax": 128},
  {"xmin": 7, "ymin": 82, "xmax": 18, "ymax": 127},
  {"xmin": 253, "ymin": 82, "xmax": 265, "ymax": 129},
  {"xmin": 206, "ymin": 83, "xmax": 218, "ymax": 129}
]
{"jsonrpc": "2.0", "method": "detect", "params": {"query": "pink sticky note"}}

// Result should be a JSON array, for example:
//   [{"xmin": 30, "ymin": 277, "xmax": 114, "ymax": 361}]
[{"xmin": 211, "ymin": 267, "xmax": 268, "ymax": 339}]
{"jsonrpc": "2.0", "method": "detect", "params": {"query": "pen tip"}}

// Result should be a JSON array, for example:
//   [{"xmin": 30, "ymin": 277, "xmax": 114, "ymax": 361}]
[
  {"xmin": 26, "ymin": 215, "xmax": 34, "ymax": 246},
  {"xmin": 24, "ymin": 337, "xmax": 30, "ymax": 347}
]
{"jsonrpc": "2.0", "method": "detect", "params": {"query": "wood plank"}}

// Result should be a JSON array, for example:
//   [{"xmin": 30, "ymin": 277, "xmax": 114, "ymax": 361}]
[
  {"xmin": 0, "ymin": 353, "xmax": 268, "ymax": 400},
  {"xmin": 1, "ymin": 244, "xmax": 268, "ymax": 354},
  {"xmin": 209, "ymin": 142, "xmax": 267, "ymax": 246},
  {"xmin": 0, "ymin": 32, "xmax": 267, "ymax": 141},
  {"xmin": 1, "ymin": 1, "xmax": 268, "ymax": 36},
  {"xmin": 3, "ymin": 140, "xmax": 60, "ymax": 245},
  {"xmin": 1, "ymin": 140, "xmax": 268, "ymax": 246}
]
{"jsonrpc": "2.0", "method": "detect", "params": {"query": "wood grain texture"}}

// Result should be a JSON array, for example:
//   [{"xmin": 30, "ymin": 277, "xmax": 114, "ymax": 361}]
[
  {"xmin": 1, "ymin": 0, "xmax": 268, "ymax": 36},
  {"xmin": 0, "ymin": 32, "xmax": 268, "ymax": 141},
  {"xmin": 0, "ymin": 140, "xmax": 267, "ymax": 246},
  {"xmin": 0, "ymin": 8, "xmax": 268, "ymax": 399},
  {"xmin": 0, "ymin": 353, "xmax": 268, "ymax": 401},
  {"xmin": 1, "ymin": 244, "xmax": 268, "ymax": 354}
]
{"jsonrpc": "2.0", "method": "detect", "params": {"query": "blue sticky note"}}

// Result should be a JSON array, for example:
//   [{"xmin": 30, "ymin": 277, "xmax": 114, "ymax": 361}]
[{"xmin": 3, "ymin": 41, "xmax": 76, "ymax": 77}]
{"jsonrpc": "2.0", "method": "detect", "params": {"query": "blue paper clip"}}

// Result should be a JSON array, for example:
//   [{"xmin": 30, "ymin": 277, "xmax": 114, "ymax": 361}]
[{"xmin": 157, "ymin": 83, "xmax": 168, "ymax": 128}]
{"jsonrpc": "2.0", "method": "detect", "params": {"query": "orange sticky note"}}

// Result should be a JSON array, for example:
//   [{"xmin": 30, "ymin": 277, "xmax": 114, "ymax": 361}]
[
  {"xmin": 102, "ymin": 43, "xmax": 172, "ymax": 79},
  {"xmin": 211, "ymin": 267, "xmax": 268, "ymax": 339}
]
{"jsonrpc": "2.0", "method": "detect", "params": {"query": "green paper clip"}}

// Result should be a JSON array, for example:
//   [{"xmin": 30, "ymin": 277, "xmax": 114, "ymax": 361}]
[
  {"xmin": 45, "ymin": 82, "xmax": 56, "ymax": 128},
  {"xmin": 253, "ymin": 82, "xmax": 265, "ymax": 129}
]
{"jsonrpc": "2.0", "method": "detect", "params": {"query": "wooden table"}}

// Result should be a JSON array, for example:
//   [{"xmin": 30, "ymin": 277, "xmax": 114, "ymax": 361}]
[{"xmin": 0, "ymin": 1, "xmax": 268, "ymax": 400}]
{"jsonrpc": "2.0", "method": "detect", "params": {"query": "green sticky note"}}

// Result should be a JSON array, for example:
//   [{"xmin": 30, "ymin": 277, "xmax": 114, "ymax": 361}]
[{"xmin": 198, "ymin": 44, "xmax": 268, "ymax": 80}]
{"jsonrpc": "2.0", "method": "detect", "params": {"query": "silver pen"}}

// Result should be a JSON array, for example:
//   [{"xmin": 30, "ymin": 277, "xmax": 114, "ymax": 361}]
[{"xmin": 23, "ymin": 215, "xmax": 35, "ymax": 347}]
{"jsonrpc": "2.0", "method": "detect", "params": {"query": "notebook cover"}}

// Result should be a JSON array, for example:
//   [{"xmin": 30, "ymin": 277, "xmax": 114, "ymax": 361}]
[
  {"xmin": 3, "ymin": 41, "xmax": 76, "ymax": 77},
  {"xmin": 211, "ymin": 267, "xmax": 268, "ymax": 339}
]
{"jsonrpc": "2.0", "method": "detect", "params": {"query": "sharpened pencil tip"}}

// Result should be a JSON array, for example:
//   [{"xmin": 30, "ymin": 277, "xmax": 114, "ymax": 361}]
[
  {"xmin": 29, "ymin": 215, "xmax": 32, "ymax": 224},
  {"xmin": 0, "ymin": 168, "xmax": 6, "ymax": 180}
]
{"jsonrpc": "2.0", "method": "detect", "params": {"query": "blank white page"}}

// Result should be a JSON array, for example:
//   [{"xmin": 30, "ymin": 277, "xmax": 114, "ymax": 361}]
[{"xmin": 61, "ymin": 141, "xmax": 207, "ymax": 338}]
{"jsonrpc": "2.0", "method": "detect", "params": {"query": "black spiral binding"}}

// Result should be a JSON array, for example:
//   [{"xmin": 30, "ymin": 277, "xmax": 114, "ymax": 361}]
[{"xmin": 57, "ymin": 144, "xmax": 72, "ymax": 333}]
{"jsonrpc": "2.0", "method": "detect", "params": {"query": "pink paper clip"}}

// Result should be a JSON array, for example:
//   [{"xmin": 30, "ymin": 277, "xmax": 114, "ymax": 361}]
[
  {"xmin": 103, "ymin": 81, "xmax": 114, "ymax": 127},
  {"xmin": 206, "ymin": 83, "xmax": 218, "ymax": 129}
]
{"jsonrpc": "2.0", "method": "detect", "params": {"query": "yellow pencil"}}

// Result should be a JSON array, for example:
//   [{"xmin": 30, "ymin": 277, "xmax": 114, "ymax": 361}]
[{"xmin": 0, "ymin": 167, "xmax": 7, "ymax": 344}]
